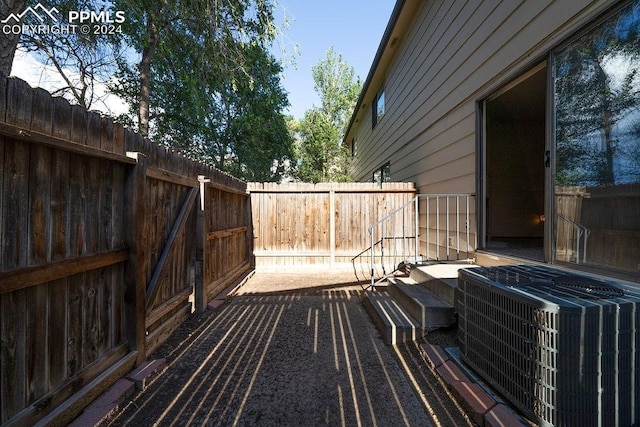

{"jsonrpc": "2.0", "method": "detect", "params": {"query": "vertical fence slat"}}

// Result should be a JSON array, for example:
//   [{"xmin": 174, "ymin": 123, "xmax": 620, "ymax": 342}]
[
  {"xmin": 195, "ymin": 177, "xmax": 207, "ymax": 312},
  {"xmin": 25, "ymin": 89, "xmax": 52, "ymax": 404},
  {"xmin": 48, "ymin": 96, "xmax": 71, "ymax": 392},
  {"xmin": 1, "ymin": 288, "xmax": 27, "ymax": 423},
  {"xmin": 3, "ymin": 78, "xmax": 31, "ymax": 270}
]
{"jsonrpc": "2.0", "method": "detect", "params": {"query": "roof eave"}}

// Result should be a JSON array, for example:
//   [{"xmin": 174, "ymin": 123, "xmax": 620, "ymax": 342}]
[{"xmin": 343, "ymin": 0, "xmax": 421, "ymax": 145}]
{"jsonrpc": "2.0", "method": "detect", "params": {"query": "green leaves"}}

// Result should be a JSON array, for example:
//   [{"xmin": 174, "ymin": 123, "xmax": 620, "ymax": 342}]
[
  {"xmin": 295, "ymin": 47, "xmax": 361, "ymax": 183},
  {"xmin": 109, "ymin": 0, "xmax": 293, "ymax": 181}
]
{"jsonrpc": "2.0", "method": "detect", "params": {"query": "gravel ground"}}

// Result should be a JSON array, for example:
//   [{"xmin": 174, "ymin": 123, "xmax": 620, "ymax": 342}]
[{"xmin": 109, "ymin": 272, "xmax": 470, "ymax": 426}]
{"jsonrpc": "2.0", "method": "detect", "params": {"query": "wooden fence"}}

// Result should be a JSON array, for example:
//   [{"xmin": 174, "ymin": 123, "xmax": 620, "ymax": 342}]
[
  {"xmin": 556, "ymin": 184, "xmax": 640, "ymax": 274},
  {"xmin": 0, "ymin": 75, "xmax": 252, "ymax": 425},
  {"xmin": 248, "ymin": 182, "xmax": 416, "ymax": 270}
]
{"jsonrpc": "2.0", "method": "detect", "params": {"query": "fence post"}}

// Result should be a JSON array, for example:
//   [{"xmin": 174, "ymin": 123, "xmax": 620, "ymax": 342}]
[
  {"xmin": 194, "ymin": 176, "xmax": 210, "ymax": 312},
  {"xmin": 124, "ymin": 150, "xmax": 148, "ymax": 365},
  {"xmin": 245, "ymin": 191, "xmax": 255, "ymax": 268},
  {"xmin": 329, "ymin": 189, "xmax": 336, "ymax": 268}
]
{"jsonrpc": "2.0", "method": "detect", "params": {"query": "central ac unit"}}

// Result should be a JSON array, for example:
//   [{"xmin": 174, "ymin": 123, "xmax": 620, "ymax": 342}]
[{"xmin": 457, "ymin": 265, "xmax": 640, "ymax": 427}]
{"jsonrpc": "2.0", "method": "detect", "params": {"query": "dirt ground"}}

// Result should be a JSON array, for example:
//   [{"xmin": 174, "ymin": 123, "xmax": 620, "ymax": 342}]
[{"xmin": 109, "ymin": 272, "xmax": 469, "ymax": 426}]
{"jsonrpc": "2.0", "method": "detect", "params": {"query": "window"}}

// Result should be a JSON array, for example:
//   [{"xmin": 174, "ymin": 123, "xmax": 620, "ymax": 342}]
[
  {"xmin": 373, "ymin": 162, "xmax": 391, "ymax": 186},
  {"xmin": 372, "ymin": 88, "xmax": 385, "ymax": 127},
  {"xmin": 553, "ymin": 0, "xmax": 640, "ymax": 275}
]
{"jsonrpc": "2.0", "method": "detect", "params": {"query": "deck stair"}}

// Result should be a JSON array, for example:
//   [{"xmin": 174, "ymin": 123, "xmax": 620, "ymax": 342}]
[
  {"xmin": 363, "ymin": 262, "xmax": 476, "ymax": 345},
  {"xmin": 362, "ymin": 291, "xmax": 420, "ymax": 345}
]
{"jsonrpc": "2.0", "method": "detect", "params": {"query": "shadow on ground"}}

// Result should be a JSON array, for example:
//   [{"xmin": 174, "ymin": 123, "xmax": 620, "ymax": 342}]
[{"xmin": 109, "ymin": 272, "xmax": 470, "ymax": 426}]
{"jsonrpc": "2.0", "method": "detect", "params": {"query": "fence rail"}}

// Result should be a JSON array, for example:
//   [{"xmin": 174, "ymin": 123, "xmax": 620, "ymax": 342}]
[{"xmin": 0, "ymin": 75, "xmax": 252, "ymax": 425}]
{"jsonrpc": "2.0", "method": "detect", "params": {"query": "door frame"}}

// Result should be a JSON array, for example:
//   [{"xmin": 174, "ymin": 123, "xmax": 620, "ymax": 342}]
[{"xmin": 476, "ymin": 60, "xmax": 551, "ymax": 262}]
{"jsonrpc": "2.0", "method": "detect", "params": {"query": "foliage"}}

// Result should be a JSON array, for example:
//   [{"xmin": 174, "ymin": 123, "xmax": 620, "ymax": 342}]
[
  {"xmin": 7, "ymin": 0, "xmax": 294, "ymax": 181},
  {"xmin": 555, "ymin": 1, "xmax": 640, "ymax": 186},
  {"xmin": 106, "ymin": 0, "xmax": 294, "ymax": 181},
  {"xmin": 111, "ymin": 0, "xmax": 279, "ymax": 134},
  {"xmin": 147, "ymin": 43, "xmax": 293, "ymax": 181},
  {"xmin": 295, "ymin": 47, "xmax": 360, "ymax": 182}
]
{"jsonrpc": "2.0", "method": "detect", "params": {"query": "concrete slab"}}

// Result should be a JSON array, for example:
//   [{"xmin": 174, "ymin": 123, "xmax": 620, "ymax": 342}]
[
  {"xmin": 419, "ymin": 343, "xmax": 450, "ymax": 368},
  {"xmin": 414, "ymin": 263, "xmax": 478, "ymax": 279},
  {"xmin": 409, "ymin": 263, "xmax": 478, "ymax": 305},
  {"xmin": 436, "ymin": 360, "xmax": 470, "ymax": 386},
  {"xmin": 450, "ymin": 381, "xmax": 496, "ymax": 426},
  {"xmin": 485, "ymin": 403, "xmax": 528, "ymax": 427},
  {"xmin": 387, "ymin": 281, "xmax": 455, "ymax": 329}
]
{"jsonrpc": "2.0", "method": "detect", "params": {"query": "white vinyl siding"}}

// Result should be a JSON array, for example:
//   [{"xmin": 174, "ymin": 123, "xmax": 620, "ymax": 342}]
[{"xmin": 350, "ymin": 0, "xmax": 615, "ymax": 195}]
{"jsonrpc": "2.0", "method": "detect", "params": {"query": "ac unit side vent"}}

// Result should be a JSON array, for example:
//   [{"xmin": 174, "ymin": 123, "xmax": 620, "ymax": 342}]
[{"xmin": 457, "ymin": 265, "xmax": 640, "ymax": 427}]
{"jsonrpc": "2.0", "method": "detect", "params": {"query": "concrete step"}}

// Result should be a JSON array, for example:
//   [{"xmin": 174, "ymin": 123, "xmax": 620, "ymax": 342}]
[
  {"xmin": 387, "ymin": 277, "xmax": 456, "ymax": 329},
  {"xmin": 362, "ymin": 291, "xmax": 420, "ymax": 345},
  {"xmin": 474, "ymin": 251, "xmax": 523, "ymax": 267},
  {"xmin": 410, "ymin": 263, "xmax": 477, "ymax": 306}
]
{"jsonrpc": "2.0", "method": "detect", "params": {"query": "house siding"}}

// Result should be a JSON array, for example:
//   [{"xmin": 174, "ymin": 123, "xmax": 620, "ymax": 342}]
[{"xmin": 349, "ymin": 0, "xmax": 615, "ymax": 195}]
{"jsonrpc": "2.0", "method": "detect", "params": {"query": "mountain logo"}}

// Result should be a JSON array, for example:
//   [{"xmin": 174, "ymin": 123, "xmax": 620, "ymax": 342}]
[{"xmin": 1, "ymin": 4, "xmax": 59, "ymax": 24}]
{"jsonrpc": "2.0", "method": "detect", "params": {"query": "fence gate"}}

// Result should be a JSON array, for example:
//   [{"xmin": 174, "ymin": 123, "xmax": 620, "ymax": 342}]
[
  {"xmin": 140, "ymin": 160, "xmax": 200, "ymax": 356},
  {"xmin": 196, "ymin": 177, "xmax": 252, "ymax": 310}
]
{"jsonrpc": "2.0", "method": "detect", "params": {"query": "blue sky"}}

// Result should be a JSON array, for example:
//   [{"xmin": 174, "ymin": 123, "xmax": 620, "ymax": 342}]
[{"xmin": 272, "ymin": 1, "xmax": 396, "ymax": 119}]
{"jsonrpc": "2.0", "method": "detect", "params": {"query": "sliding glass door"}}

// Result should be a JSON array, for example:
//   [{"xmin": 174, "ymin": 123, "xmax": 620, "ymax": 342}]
[{"xmin": 553, "ymin": 0, "xmax": 640, "ymax": 277}]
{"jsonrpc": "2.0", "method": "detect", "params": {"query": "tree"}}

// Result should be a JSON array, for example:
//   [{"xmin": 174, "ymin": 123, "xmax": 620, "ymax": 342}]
[
  {"xmin": 107, "ymin": 0, "xmax": 293, "ymax": 181},
  {"xmin": 0, "ymin": 0, "xmax": 27, "ymax": 76},
  {"xmin": 149, "ymin": 43, "xmax": 293, "ymax": 181},
  {"xmin": 113, "ymin": 0, "xmax": 279, "ymax": 137},
  {"xmin": 4, "ymin": 0, "xmax": 293, "ymax": 181},
  {"xmin": 17, "ymin": 0, "xmax": 125, "ymax": 110},
  {"xmin": 108, "ymin": 1, "xmax": 292, "ymax": 181},
  {"xmin": 227, "ymin": 48, "xmax": 294, "ymax": 181},
  {"xmin": 295, "ymin": 47, "xmax": 361, "ymax": 182}
]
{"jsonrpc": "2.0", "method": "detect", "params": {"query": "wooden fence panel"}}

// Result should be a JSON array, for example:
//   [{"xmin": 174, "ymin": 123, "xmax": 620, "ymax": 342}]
[
  {"xmin": 141, "ymin": 167, "xmax": 199, "ymax": 355},
  {"xmin": 0, "ymin": 75, "xmax": 249, "ymax": 425},
  {"xmin": 0, "ymin": 77, "xmax": 133, "ymax": 425},
  {"xmin": 202, "ymin": 183, "xmax": 252, "ymax": 302},
  {"xmin": 248, "ymin": 182, "xmax": 416, "ymax": 269}
]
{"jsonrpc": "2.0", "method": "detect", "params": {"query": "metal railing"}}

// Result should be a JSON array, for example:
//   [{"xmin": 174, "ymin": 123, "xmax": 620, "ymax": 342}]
[
  {"xmin": 351, "ymin": 237, "xmax": 416, "ymax": 284},
  {"xmin": 352, "ymin": 194, "xmax": 476, "ymax": 289},
  {"xmin": 555, "ymin": 213, "xmax": 591, "ymax": 264}
]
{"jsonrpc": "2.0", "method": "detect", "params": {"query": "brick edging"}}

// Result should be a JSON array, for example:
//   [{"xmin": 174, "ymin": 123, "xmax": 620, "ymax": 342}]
[{"xmin": 419, "ymin": 343, "xmax": 527, "ymax": 426}]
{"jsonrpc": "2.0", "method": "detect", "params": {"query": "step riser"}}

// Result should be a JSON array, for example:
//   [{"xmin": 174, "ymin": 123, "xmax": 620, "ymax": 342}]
[
  {"xmin": 388, "ymin": 283, "xmax": 455, "ymax": 329},
  {"xmin": 388, "ymin": 284, "xmax": 425, "ymax": 326},
  {"xmin": 409, "ymin": 264, "xmax": 476, "ymax": 306},
  {"xmin": 418, "ymin": 278, "xmax": 456, "ymax": 306},
  {"xmin": 363, "ymin": 292, "xmax": 420, "ymax": 345}
]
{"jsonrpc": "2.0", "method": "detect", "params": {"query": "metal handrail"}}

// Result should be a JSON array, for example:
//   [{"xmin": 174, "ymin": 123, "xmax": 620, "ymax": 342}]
[
  {"xmin": 351, "ymin": 238, "xmax": 383, "ymax": 283},
  {"xmin": 555, "ymin": 213, "xmax": 591, "ymax": 264},
  {"xmin": 351, "ymin": 236, "xmax": 419, "ymax": 284},
  {"xmin": 352, "ymin": 193, "xmax": 476, "ymax": 289}
]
